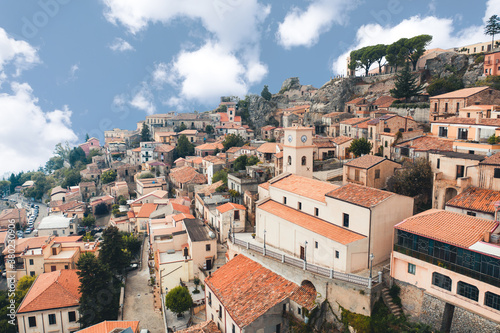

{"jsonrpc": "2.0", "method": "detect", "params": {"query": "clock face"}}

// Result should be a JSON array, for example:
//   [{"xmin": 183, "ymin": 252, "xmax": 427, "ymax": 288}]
[
  {"xmin": 301, "ymin": 135, "xmax": 307, "ymax": 143},
  {"xmin": 288, "ymin": 135, "xmax": 293, "ymax": 142}
]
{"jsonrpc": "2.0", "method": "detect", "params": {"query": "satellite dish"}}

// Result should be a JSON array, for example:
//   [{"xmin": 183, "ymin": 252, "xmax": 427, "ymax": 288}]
[{"xmin": 209, "ymin": 231, "xmax": 216, "ymax": 239}]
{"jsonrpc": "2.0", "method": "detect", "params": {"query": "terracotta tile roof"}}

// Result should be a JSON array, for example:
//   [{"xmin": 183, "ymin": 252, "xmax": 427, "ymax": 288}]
[
  {"xmin": 256, "ymin": 142, "xmax": 280, "ymax": 154},
  {"xmin": 77, "ymin": 321, "xmax": 140, "ymax": 333},
  {"xmin": 187, "ymin": 156, "xmax": 204, "ymax": 165},
  {"xmin": 216, "ymin": 202, "xmax": 246, "ymax": 214},
  {"xmin": 340, "ymin": 117, "xmax": 369, "ymax": 125},
  {"xmin": 234, "ymin": 116, "xmax": 242, "ymax": 122},
  {"xmin": 127, "ymin": 211, "xmax": 135, "ymax": 219},
  {"xmin": 373, "ymin": 95, "xmax": 398, "ymax": 108},
  {"xmin": 346, "ymin": 97, "xmax": 366, "ymax": 105},
  {"xmin": 481, "ymin": 151, "xmax": 500, "ymax": 165},
  {"xmin": 326, "ymin": 183, "xmax": 394, "ymax": 208},
  {"xmin": 395, "ymin": 136, "xmax": 453, "ymax": 152},
  {"xmin": 331, "ymin": 135, "xmax": 353, "ymax": 145},
  {"xmin": 195, "ymin": 180, "xmax": 224, "ymax": 196},
  {"xmin": 132, "ymin": 147, "xmax": 141, "ymax": 152},
  {"xmin": 313, "ymin": 139, "xmax": 335, "ymax": 148},
  {"xmin": 432, "ymin": 116, "xmax": 500, "ymax": 126},
  {"xmin": 270, "ymin": 174, "xmax": 338, "ymax": 203},
  {"xmin": 179, "ymin": 129, "xmax": 198, "ymax": 135},
  {"xmin": 290, "ymin": 283, "xmax": 317, "ymax": 311},
  {"xmin": 258, "ymin": 182, "xmax": 270, "ymax": 190},
  {"xmin": 17, "ymin": 270, "xmax": 80, "ymax": 313},
  {"xmin": 204, "ymin": 255, "xmax": 298, "ymax": 328},
  {"xmin": 2, "ymin": 236, "xmax": 49, "ymax": 255},
  {"xmin": 261, "ymin": 125, "xmax": 276, "ymax": 131},
  {"xmin": 354, "ymin": 120, "xmax": 370, "ymax": 129},
  {"xmin": 226, "ymin": 147, "xmax": 241, "ymax": 153},
  {"xmin": 176, "ymin": 320, "xmax": 221, "ymax": 333},
  {"xmin": 170, "ymin": 165, "xmax": 207, "ymax": 184},
  {"xmin": 195, "ymin": 142, "xmax": 224, "ymax": 151},
  {"xmin": 171, "ymin": 202, "xmax": 190, "ymax": 214},
  {"xmin": 203, "ymin": 155, "xmax": 225, "ymax": 165},
  {"xmin": 219, "ymin": 113, "xmax": 229, "ymax": 122},
  {"xmin": 395, "ymin": 209, "xmax": 498, "ymax": 248},
  {"xmin": 172, "ymin": 213, "xmax": 195, "ymax": 222},
  {"xmin": 445, "ymin": 187, "xmax": 500, "ymax": 214},
  {"xmin": 0, "ymin": 231, "xmax": 6, "ymax": 244},
  {"xmin": 52, "ymin": 236, "xmax": 83, "ymax": 243},
  {"xmin": 460, "ymin": 105, "xmax": 498, "ymax": 111},
  {"xmin": 346, "ymin": 155, "xmax": 388, "ymax": 169},
  {"xmin": 154, "ymin": 144, "xmax": 175, "ymax": 153},
  {"xmin": 275, "ymin": 151, "xmax": 283, "ymax": 158},
  {"xmin": 258, "ymin": 200, "xmax": 365, "ymax": 244},
  {"xmin": 137, "ymin": 203, "xmax": 158, "ymax": 218},
  {"xmin": 430, "ymin": 86, "xmax": 489, "ymax": 99},
  {"xmin": 322, "ymin": 112, "xmax": 344, "ymax": 118}
]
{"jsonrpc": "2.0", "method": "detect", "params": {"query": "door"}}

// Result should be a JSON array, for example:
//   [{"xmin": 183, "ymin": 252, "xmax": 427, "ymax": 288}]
[{"xmin": 206, "ymin": 259, "xmax": 212, "ymax": 271}]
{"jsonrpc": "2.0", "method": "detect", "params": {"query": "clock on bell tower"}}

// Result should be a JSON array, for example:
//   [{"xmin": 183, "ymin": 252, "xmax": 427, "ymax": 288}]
[{"xmin": 283, "ymin": 125, "xmax": 314, "ymax": 178}]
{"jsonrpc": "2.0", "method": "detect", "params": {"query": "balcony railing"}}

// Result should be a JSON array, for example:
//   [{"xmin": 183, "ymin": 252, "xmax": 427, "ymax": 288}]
[{"xmin": 394, "ymin": 244, "xmax": 500, "ymax": 288}]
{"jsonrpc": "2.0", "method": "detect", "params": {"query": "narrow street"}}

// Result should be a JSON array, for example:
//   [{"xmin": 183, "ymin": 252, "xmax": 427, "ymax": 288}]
[{"xmin": 122, "ymin": 238, "xmax": 164, "ymax": 332}]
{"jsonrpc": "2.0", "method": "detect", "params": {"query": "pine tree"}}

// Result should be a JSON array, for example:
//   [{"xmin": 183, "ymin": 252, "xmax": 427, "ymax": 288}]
[
  {"xmin": 261, "ymin": 85, "xmax": 272, "ymax": 101},
  {"xmin": 390, "ymin": 62, "xmax": 423, "ymax": 103},
  {"xmin": 141, "ymin": 123, "xmax": 151, "ymax": 142},
  {"xmin": 485, "ymin": 15, "xmax": 500, "ymax": 50}
]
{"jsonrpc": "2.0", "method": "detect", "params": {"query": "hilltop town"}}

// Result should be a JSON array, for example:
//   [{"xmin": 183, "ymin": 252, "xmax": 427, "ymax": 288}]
[{"xmin": 2, "ymin": 37, "xmax": 500, "ymax": 333}]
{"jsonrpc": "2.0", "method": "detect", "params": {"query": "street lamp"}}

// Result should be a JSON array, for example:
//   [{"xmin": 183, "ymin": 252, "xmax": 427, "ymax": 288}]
[
  {"xmin": 263, "ymin": 229, "xmax": 266, "ymax": 249},
  {"xmin": 304, "ymin": 241, "xmax": 308, "ymax": 263},
  {"xmin": 369, "ymin": 253, "xmax": 374, "ymax": 280}
]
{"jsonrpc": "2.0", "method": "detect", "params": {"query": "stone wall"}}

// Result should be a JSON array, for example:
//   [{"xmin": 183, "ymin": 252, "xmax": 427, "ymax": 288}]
[
  {"xmin": 388, "ymin": 107, "xmax": 430, "ymax": 123},
  {"xmin": 397, "ymin": 280, "xmax": 500, "ymax": 332}
]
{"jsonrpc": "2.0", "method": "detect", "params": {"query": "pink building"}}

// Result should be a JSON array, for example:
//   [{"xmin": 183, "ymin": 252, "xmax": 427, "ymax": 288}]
[{"xmin": 78, "ymin": 137, "xmax": 100, "ymax": 156}]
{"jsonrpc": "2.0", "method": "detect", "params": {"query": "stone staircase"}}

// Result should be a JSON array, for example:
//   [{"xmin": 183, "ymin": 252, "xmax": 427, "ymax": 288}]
[{"xmin": 381, "ymin": 286, "xmax": 403, "ymax": 317}]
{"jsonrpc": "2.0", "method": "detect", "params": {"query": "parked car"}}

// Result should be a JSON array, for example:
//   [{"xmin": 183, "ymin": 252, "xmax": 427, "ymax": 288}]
[
  {"xmin": 25, "ymin": 228, "xmax": 32, "ymax": 234},
  {"xmin": 127, "ymin": 263, "xmax": 139, "ymax": 271}
]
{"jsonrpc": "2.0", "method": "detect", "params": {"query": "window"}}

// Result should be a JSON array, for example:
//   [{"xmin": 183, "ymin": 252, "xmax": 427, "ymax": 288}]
[
  {"xmin": 315, "ymin": 241, "xmax": 318, "ymax": 249},
  {"xmin": 219, "ymin": 305, "xmax": 222, "ymax": 319},
  {"xmin": 437, "ymin": 158, "xmax": 440, "ymax": 169},
  {"xmin": 384, "ymin": 141, "xmax": 388, "ymax": 148},
  {"xmin": 28, "ymin": 316, "xmax": 36, "ymax": 327},
  {"xmin": 466, "ymin": 211, "xmax": 477, "ymax": 217},
  {"xmin": 208, "ymin": 292, "xmax": 212, "ymax": 306},
  {"xmin": 457, "ymin": 281, "xmax": 479, "ymax": 301},
  {"xmin": 335, "ymin": 250, "xmax": 340, "ymax": 258},
  {"xmin": 457, "ymin": 128, "xmax": 468, "ymax": 140},
  {"xmin": 206, "ymin": 244, "xmax": 211, "ymax": 251},
  {"xmin": 288, "ymin": 156, "xmax": 292, "ymax": 165},
  {"xmin": 30, "ymin": 271, "xmax": 35, "ymax": 277},
  {"xmin": 276, "ymin": 324, "xmax": 281, "ymax": 333},
  {"xmin": 456, "ymin": 103, "xmax": 460, "ymax": 112},
  {"xmin": 343, "ymin": 213, "xmax": 349, "ymax": 228},
  {"xmin": 51, "ymin": 265, "xmax": 56, "ymax": 272},
  {"xmin": 445, "ymin": 103, "xmax": 448, "ymax": 112},
  {"xmin": 314, "ymin": 208, "xmax": 319, "ymax": 216},
  {"xmin": 68, "ymin": 311, "xmax": 76, "ymax": 322},
  {"xmin": 29, "ymin": 259, "xmax": 34, "ymax": 265},
  {"xmin": 438, "ymin": 127, "xmax": 448, "ymax": 138},
  {"xmin": 298, "ymin": 202, "xmax": 302, "ymax": 210},
  {"xmin": 283, "ymin": 197, "xmax": 287, "ymax": 204},
  {"xmin": 298, "ymin": 307, "xmax": 301, "ymax": 315},
  {"xmin": 48, "ymin": 314, "xmax": 56, "ymax": 325},
  {"xmin": 301, "ymin": 156, "xmax": 306, "ymax": 165},
  {"xmin": 456, "ymin": 165, "xmax": 465, "ymax": 179},
  {"xmin": 432, "ymin": 272, "xmax": 452, "ymax": 291},
  {"xmin": 408, "ymin": 263, "xmax": 416, "ymax": 275},
  {"xmin": 354, "ymin": 169, "xmax": 360, "ymax": 182},
  {"xmin": 494, "ymin": 168, "xmax": 500, "ymax": 178},
  {"xmin": 234, "ymin": 210, "xmax": 240, "ymax": 220},
  {"xmin": 434, "ymin": 103, "xmax": 437, "ymax": 112},
  {"xmin": 65, "ymin": 265, "xmax": 69, "ymax": 269},
  {"xmin": 467, "ymin": 112, "xmax": 470, "ymax": 118},
  {"xmin": 374, "ymin": 169, "xmax": 380, "ymax": 179},
  {"xmin": 485, "ymin": 292, "xmax": 500, "ymax": 311},
  {"xmin": 232, "ymin": 324, "xmax": 235, "ymax": 333}
]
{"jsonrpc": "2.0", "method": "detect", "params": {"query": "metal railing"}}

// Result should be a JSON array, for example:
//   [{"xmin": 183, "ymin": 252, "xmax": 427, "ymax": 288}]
[{"xmin": 230, "ymin": 235, "xmax": 379, "ymax": 288}]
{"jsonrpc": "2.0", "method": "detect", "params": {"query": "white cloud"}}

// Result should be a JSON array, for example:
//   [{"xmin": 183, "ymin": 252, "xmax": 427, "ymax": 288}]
[
  {"xmin": 0, "ymin": 27, "xmax": 39, "ymax": 77},
  {"xmin": 332, "ymin": 15, "xmax": 487, "ymax": 74},
  {"xmin": 102, "ymin": 0, "xmax": 271, "ymax": 107},
  {"xmin": 109, "ymin": 37, "xmax": 135, "ymax": 52},
  {"xmin": 484, "ymin": 0, "xmax": 500, "ymax": 23},
  {"xmin": 66, "ymin": 63, "xmax": 79, "ymax": 82},
  {"xmin": 0, "ymin": 82, "xmax": 77, "ymax": 175},
  {"xmin": 277, "ymin": 0, "xmax": 358, "ymax": 49},
  {"xmin": 129, "ymin": 86, "xmax": 156, "ymax": 115}
]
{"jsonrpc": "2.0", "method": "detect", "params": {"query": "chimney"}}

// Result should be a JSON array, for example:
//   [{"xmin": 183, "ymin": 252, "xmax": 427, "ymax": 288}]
[
  {"xmin": 484, "ymin": 231, "xmax": 491, "ymax": 243},
  {"xmin": 475, "ymin": 111, "xmax": 483, "ymax": 124}
]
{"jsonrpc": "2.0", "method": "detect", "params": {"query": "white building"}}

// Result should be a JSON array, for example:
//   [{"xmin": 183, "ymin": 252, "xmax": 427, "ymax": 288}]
[{"xmin": 37, "ymin": 215, "xmax": 77, "ymax": 237}]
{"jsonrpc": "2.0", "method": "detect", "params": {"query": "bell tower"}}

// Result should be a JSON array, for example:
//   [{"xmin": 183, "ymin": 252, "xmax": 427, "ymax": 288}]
[{"xmin": 283, "ymin": 126, "xmax": 314, "ymax": 178}]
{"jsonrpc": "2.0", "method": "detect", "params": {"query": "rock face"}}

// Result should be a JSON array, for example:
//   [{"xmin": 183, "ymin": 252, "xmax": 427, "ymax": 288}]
[
  {"xmin": 425, "ymin": 52, "xmax": 484, "ymax": 86},
  {"xmin": 310, "ymin": 78, "xmax": 357, "ymax": 114},
  {"xmin": 280, "ymin": 77, "xmax": 301, "ymax": 92},
  {"xmin": 247, "ymin": 94, "xmax": 278, "ymax": 130}
]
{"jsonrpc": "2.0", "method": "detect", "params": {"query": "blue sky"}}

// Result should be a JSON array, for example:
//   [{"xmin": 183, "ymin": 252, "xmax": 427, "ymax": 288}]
[{"xmin": 0, "ymin": 0, "xmax": 498, "ymax": 175}]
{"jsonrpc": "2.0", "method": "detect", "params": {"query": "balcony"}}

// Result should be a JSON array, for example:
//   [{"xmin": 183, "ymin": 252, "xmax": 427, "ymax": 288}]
[{"xmin": 394, "ymin": 244, "xmax": 499, "ymax": 288}]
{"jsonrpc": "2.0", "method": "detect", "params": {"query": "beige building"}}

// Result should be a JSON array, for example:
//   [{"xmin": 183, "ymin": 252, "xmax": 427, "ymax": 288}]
[
  {"xmin": 16, "ymin": 270, "xmax": 80, "ymax": 333},
  {"xmin": 283, "ymin": 126, "xmax": 314, "ymax": 179},
  {"xmin": 343, "ymin": 155, "xmax": 400, "ymax": 189},
  {"xmin": 215, "ymin": 202, "xmax": 246, "ymax": 243},
  {"xmin": 135, "ymin": 176, "xmax": 168, "ymax": 196}
]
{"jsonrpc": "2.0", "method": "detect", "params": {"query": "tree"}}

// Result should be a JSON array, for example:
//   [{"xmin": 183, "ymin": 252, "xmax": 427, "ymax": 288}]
[
  {"xmin": 212, "ymin": 169, "xmax": 228, "ymax": 191},
  {"xmin": 261, "ymin": 85, "xmax": 272, "ymax": 101},
  {"xmin": 406, "ymin": 35, "xmax": 433, "ymax": 71},
  {"xmin": 349, "ymin": 46, "xmax": 379, "ymax": 76},
  {"xmin": 179, "ymin": 123, "xmax": 187, "ymax": 132},
  {"xmin": 485, "ymin": 15, "xmax": 500, "ymax": 50},
  {"xmin": 45, "ymin": 156, "xmax": 64, "ymax": 173},
  {"xmin": 85, "ymin": 133, "xmax": 90, "ymax": 142},
  {"xmin": 122, "ymin": 232, "xmax": 142, "ymax": 257},
  {"xmin": 175, "ymin": 134, "xmax": 195, "ymax": 158},
  {"xmin": 233, "ymin": 155, "xmax": 248, "ymax": 171},
  {"xmin": 17, "ymin": 275, "xmax": 36, "ymax": 299},
  {"xmin": 426, "ymin": 75, "xmax": 464, "ymax": 96},
  {"xmin": 386, "ymin": 39, "xmax": 407, "ymax": 71},
  {"xmin": 349, "ymin": 138, "xmax": 372, "ymax": 157},
  {"xmin": 222, "ymin": 134, "xmax": 245, "ymax": 151},
  {"xmin": 387, "ymin": 158, "xmax": 432, "ymax": 200},
  {"xmin": 77, "ymin": 253, "xmax": 117, "ymax": 328},
  {"xmin": 247, "ymin": 155, "xmax": 259, "ymax": 166},
  {"xmin": 94, "ymin": 202, "xmax": 109, "ymax": 215},
  {"xmin": 165, "ymin": 286, "xmax": 193, "ymax": 317},
  {"xmin": 372, "ymin": 44, "xmax": 387, "ymax": 73},
  {"xmin": 61, "ymin": 168, "xmax": 82, "ymax": 188},
  {"xmin": 141, "ymin": 123, "xmax": 151, "ymax": 142},
  {"xmin": 54, "ymin": 141, "xmax": 71, "ymax": 160},
  {"xmin": 69, "ymin": 147, "xmax": 87, "ymax": 167},
  {"xmin": 81, "ymin": 214, "xmax": 96, "ymax": 229},
  {"xmin": 138, "ymin": 172, "xmax": 155, "ymax": 179},
  {"xmin": 99, "ymin": 226, "xmax": 130, "ymax": 275},
  {"xmin": 205, "ymin": 124, "xmax": 214, "ymax": 135},
  {"xmin": 101, "ymin": 169, "xmax": 117, "ymax": 184},
  {"xmin": 390, "ymin": 62, "xmax": 424, "ymax": 102}
]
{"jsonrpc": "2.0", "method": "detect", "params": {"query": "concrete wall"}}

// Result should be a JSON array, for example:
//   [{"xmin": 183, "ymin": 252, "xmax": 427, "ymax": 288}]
[
  {"xmin": 269, "ymin": 187, "xmax": 328, "ymax": 221},
  {"xmin": 388, "ymin": 107, "xmax": 430, "ymax": 123},
  {"xmin": 445, "ymin": 205, "xmax": 494, "ymax": 220},
  {"xmin": 159, "ymin": 260, "xmax": 194, "ymax": 291},
  {"xmin": 18, "ymin": 307, "xmax": 80, "ymax": 333}
]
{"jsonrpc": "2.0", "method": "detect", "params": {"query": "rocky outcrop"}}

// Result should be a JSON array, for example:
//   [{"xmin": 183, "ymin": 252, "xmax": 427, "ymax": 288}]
[
  {"xmin": 280, "ymin": 77, "xmax": 301, "ymax": 93},
  {"xmin": 425, "ymin": 52, "xmax": 484, "ymax": 86},
  {"xmin": 310, "ymin": 78, "xmax": 357, "ymax": 114},
  {"xmin": 247, "ymin": 94, "xmax": 278, "ymax": 130}
]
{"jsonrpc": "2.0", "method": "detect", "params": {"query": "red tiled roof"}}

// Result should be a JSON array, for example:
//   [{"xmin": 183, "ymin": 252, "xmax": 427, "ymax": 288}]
[
  {"xmin": 137, "ymin": 203, "xmax": 158, "ymax": 218},
  {"xmin": 270, "ymin": 174, "xmax": 338, "ymax": 203},
  {"xmin": 373, "ymin": 95, "xmax": 398, "ymax": 108},
  {"xmin": 326, "ymin": 183, "xmax": 394, "ymax": 208},
  {"xmin": 346, "ymin": 155, "xmax": 390, "ymax": 169},
  {"xmin": 261, "ymin": 125, "xmax": 276, "ymax": 131},
  {"xmin": 17, "ymin": 270, "xmax": 81, "ymax": 313},
  {"xmin": 481, "ymin": 152, "xmax": 500, "ymax": 165},
  {"xmin": 219, "ymin": 113, "xmax": 229, "ymax": 122},
  {"xmin": 170, "ymin": 165, "xmax": 207, "ymax": 184},
  {"xmin": 430, "ymin": 86, "xmax": 489, "ymax": 99},
  {"xmin": 216, "ymin": 202, "xmax": 246, "ymax": 214},
  {"xmin": 173, "ymin": 213, "xmax": 195, "ymax": 222},
  {"xmin": 179, "ymin": 129, "xmax": 198, "ymax": 135},
  {"xmin": 154, "ymin": 144, "xmax": 175, "ymax": 153},
  {"xmin": 290, "ymin": 283, "xmax": 317, "ymax": 311},
  {"xmin": 395, "ymin": 136, "xmax": 453, "ymax": 152},
  {"xmin": 331, "ymin": 135, "xmax": 353, "ymax": 145},
  {"xmin": 313, "ymin": 139, "xmax": 335, "ymax": 148},
  {"xmin": 322, "ymin": 112, "xmax": 344, "ymax": 118},
  {"xmin": 77, "ymin": 321, "xmax": 140, "ymax": 333},
  {"xmin": 234, "ymin": 116, "xmax": 241, "ymax": 122},
  {"xmin": 258, "ymin": 200, "xmax": 365, "ymax": 245},
  {"xmin": 346, "ymin": 97, "xmax": 366, "ymax": 105},
  {"xmin": 340, "ymin": 117, "xmax": 370, "ymax": 125},
  {"xmin": 256, "ymin": 142, "xmax": 280, "ymax": 154},
  {"xmin": 171, "ymin": 202, "xmax": 190, "ymax": 214},
  {"xmin": 432, "ymin": 117, "xmax": 500, "ymax": 126},
  {"xmin": 204, "ymin": 255, "xmax": 298, "ymax": 328},
  {"xmin": 258, "ymin": 182, "xmax": 270, "ymax": 190},
  {"xmin": 2, "ymin": 236, "xmax": 49, "ymax": 255},
  {"xmin": 354, "ymin": 120, "xmax": 370, "ymax": 129},
  {"xmin": 445, "ymin": 187, "xmax": 500, "ymax": 214},
  {"xmin": 176, "ymin": 320, "xmax": 221, "ymax": 333},
  {"xmin": 395, "ymin": 209, "xmax": 498, "ymax": 248},
  {"xmin": 195, "ymin": 142, "xmax": 224, "ymax": 151}
]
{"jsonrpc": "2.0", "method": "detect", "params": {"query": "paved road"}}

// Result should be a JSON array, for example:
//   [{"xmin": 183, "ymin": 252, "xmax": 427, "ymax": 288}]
[{"xmin": 123, "ymin": 239, "xmax": 164, "ymax": 332}]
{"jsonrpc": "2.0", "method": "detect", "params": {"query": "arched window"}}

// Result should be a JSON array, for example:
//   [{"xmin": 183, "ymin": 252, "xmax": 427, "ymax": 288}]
[
  {"xmin": 301, "ymin": 156, "xmax": 306, "ymax": 165},
  {"xmin": 288, "ymin": 156, "xmax": 292, "ymax": 165}
]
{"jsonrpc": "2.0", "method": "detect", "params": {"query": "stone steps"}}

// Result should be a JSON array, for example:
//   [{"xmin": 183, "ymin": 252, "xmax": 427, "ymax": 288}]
[{"xmin": 381, "ymin": 287, "xmax": 402, "ymax": 317}]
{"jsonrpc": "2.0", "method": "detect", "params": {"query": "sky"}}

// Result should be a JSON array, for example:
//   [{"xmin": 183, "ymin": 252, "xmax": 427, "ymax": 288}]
[{"xmin": 0, "ymin": 0, "xmax": 498, "ymax": 176}]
